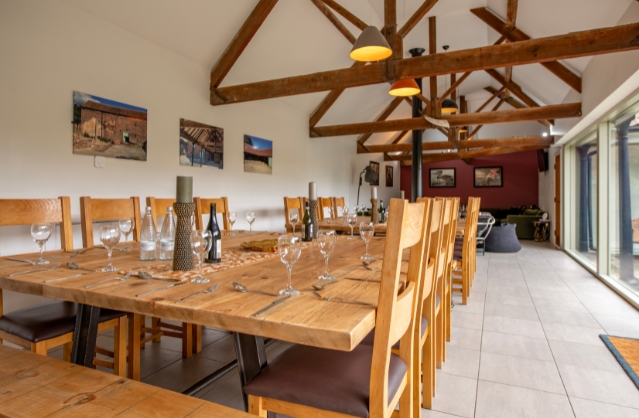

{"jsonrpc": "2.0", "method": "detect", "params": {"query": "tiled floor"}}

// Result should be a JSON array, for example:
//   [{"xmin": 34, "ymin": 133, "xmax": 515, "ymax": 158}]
[{"xmin": 46, "ymin": 241, "xmax": 639, "ymax": 417}]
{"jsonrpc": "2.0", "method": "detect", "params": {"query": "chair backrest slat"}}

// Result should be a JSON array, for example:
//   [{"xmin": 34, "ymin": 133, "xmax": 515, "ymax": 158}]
[
  {"xmin": 194, "ymin": 197, "xmax": 230, "ymax": 231},
  {"xmin": 318, "ymin": 197, "xmax": 334, "ymax": 220},
  {"xmin": 80, "ymin": 197, "xmax": 141, "ymax": 248},
  {"xmin": 146, "ymin": 197, "xmax": 176, "ymax": 232},
  {"xmin": 283, "ymin": 197, "xmax": 304, "ymax": 227}
]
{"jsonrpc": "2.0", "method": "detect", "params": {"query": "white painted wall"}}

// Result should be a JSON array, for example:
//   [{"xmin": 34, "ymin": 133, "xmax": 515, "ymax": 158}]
[{"xmin": 0, "ymin": 0, "xmax": 355, "ymax": 312}]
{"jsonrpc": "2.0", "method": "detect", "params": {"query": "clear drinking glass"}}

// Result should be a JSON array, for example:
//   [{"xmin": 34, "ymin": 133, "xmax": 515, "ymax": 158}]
[
  {"xmin": 360, "ymin": 222, "xmax": 375, "ymax": 262},
  {"xmin": 100, "ymin": 225, "xmax": 121, "ymax": 272},
  {"xmin": 289, "ymin": 211, "xmax": 299, "ymax": 234},
  {"xmin": 31, "ymin": 223, "xmax": 52, "ymax": 265},
  {"xmin": 191, "ymin": 230, "xmax": 212, "ymax": 283},
  {"xmin": 227, "ymin": 212, "xmax": 237, "ymax": 236},
  {"xmin": 326, "ymin": 207, "xmax": 332, "ymax": 224},
  {"xmin": 119, "ymin": 218, "xmax": 134, "ymax": 252},
  {"xmin": 246, "ymin": 212, "xmax": 255, "ymax": 235},
  {"xmin": 347, "ymin": 213, "xmax": 358, "ymax": 240},
  {"xmin": 342, "ymin": 206, "xmax": 349, "ymax": 224},
  {"xmin": 277, "ymin": 234, "xmax": 302, "ymax": 296},
  {"xmin": 317, "ymin": 230, "xmax": 337, "ymax": 280}
]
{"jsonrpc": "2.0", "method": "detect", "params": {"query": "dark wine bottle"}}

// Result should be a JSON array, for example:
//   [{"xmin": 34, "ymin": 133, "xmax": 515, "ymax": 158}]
[
  {"xmin": 379, "ymin": 199, "xmax": 385, "ymax": 223},
  {"xmin": 205, "ymin": 203, "xmax": 222, "ymax": 263},
  {"xmin": 302, "ymin": 201, "xmax": 313, "ymax": 242}
]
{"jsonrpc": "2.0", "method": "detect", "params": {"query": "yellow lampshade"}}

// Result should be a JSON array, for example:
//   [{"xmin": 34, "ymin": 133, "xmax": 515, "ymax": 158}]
[
  {"xmin": 389, "ymin": 79, "xmax": 420, "ymax": 97},
  {"xmin": 350, "ymin": 26, "xmax": 392, "ymax": 62},
  {"xmin": 441, "ymin": 98, "xmax": 459, "ymax": 114}
]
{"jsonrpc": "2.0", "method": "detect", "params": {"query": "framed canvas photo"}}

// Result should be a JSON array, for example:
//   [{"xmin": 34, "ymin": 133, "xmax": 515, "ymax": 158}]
[
  {"xmin": 369, "ymin": 161, "xmax": 380, "ymax": 186},
  {"xmin": 179, "ymin": 119, "xmax": 223, "ymax": 169},
  {"xmin": 244, "ymin": 135, "xmax": 273, "ymax": 174},
  {"xmin": 429, "ymin": 168, "xmax": 456, "ymax": 188},
  {"xmin": 385, "ymin": 165, "xmax": 393, "ymax": 187},
  {"xmin": 474, "ymin": 166, "xmax": 503, "ymax": 187}
]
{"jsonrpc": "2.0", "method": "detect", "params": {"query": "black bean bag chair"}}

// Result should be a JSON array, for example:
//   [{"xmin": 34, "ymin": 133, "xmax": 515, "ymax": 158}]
[{"xmin": 485, "ymin": 223, "xmax": 521, "ymax": 253}]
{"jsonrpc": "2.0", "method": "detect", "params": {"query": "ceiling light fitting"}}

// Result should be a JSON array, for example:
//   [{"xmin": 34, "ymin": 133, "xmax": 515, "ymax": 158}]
[
  {"xmin": 389, "ymin": 79, "xmax": 420, "ymax": 97},
  {"xmin": 439, "ymin": 45, "xmax": 459, "ymax": 114},
  {"xmin": 350, "ymin": 26, "xmax": 392, "ymax": 62}
]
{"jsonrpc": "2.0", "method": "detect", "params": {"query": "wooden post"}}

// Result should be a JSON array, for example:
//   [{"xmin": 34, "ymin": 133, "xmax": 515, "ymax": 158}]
[{"xmin": 409, "ymin": 48, "xmax": 425, "ymax": 202}]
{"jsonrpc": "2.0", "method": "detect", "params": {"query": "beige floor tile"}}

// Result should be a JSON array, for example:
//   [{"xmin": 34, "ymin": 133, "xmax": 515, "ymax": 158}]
[
  {"xmin": 483, "ymin": 316, "xmax": 545, "ymax": 339},
  {"xmin": 582, "ymin": 299, "xmax": 639, "ymax": 320},
  {"xmin": 421, "ymin": 409, "xmax": 466, "ymax": 418},
  {"xmin": 479, "ymin": 352, "xmax": 565, "ymax": 394},
  {"xmin": 449, "ymin": 327, "xmax": 483, "ymax": 351},
  {"xmin": 528, "ymin": 287, "xmax": 579, "ymax": 301},
  {"xmin": 525, "ymin": 277, "xmax": 571, "ymax": 291},
  {"xmin": 198, "ymin": 334, "xmax": 237, "ymax": 363},
  {"xmin": 536, "ymin": 308, "xmax": 602, "ymax": 329},
  {"xmin": 431, "ymin": 372, "xmax": 477, "ymax": 418},
  {"xmin": 570, "ymin": 397, "xmax": 639, "ymax": 418},
  {"xmin": 441, "ymin": 346, "xmax": 481, "ymax": 379},
  {"xmin": 484, "ymin": 302, "xmax": 538, "ymax": 321},
  {"xmin": 481, "ymin": 331, "xmax": 553, "ymax": 362},
  {"xmin": 475, "ymin": 380, "xmax": 574, "ymax": 418},
  {"xmin": 549, "ymin": 340, "xmax": 625, "ymax": 374},
  {"xmin": 142, "ymin": 355, "xmax": 227, "ymax": 393},
  {"xmin": 485, "ymin": 293, "xmax": 534, "ymax": 308},
  {"xmin": 451, "ymin": 311, "xmax": 484, "ymax": 330},
  {"xmin": 558, "ymin": 363, "xmax": 639, "ymax": 409},
  {"xmin": 485, "ymin": 277, "xmax": 528, "ymax": 288},
  {"xmin": 542, "ymin": 322, "xmax": 606, "ymax": 346},
  {"xmin": 452, "ymin": 293, "xmax": 485, "ymax": 314},
  {"xmin": 594, "ymin": 314, "xmax": 639, "ymax": 339},
  {"xmin": 485, "ymin": 284, "xmax": 531, "ymax": 298},
  {"xmin": 532, "ymin": 296, "xmax": 589, "ymax": 313},
  {"xmin": 198, "ymin": 370, "xmax": 245, "ymax": 411}
]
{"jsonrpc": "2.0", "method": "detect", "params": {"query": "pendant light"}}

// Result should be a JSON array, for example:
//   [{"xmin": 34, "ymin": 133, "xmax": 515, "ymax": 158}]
[
  {"xmin": 350, "ymin": 26, "xmax": 392, "ymax": 62},
  {"xmin": 389, "ymin": 79, "xmax": 420, "ymax": 96},
  {"xmin": 439, "ymin": 45, "xmax": 458, "ymax": 114},
  {"xmin": 459, "ymin": 126, "xmax": 469, "ymax": 133}
]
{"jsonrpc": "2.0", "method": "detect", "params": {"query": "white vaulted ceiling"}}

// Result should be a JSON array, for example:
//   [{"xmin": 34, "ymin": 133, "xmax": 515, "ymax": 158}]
[{"xmin": 60, "ymin": 0, "xmax": 636, "ymax": 143}]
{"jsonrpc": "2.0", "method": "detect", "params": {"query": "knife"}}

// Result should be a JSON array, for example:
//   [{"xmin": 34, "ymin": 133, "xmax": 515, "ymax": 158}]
[
  {"xmin": 5, "ymin": 258, "xmax": 36, "ymax": 265},
  {"xmin": 136, "ymin": 281, "xmax": 187, "ymax": 297},
  {"xmin": 345, "ymin": 277, "xmax": 380, "ymax": 283},
  {"xmin": 251, "ymin": 296, "xmax": 290, "ymax": 317},
  {"xmin": 44, "ymin": 272, "xmax": 94, "ymax": 283}
]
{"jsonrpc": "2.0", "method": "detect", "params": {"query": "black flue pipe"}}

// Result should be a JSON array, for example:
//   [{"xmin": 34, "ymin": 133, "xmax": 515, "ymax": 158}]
[{"xmin": 409, "ymin": 48, "xmax": 425, "ymax": 202}]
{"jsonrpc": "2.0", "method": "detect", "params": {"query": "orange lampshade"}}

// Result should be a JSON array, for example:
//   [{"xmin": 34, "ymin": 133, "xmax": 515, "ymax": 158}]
[
  {"xmin": 388, "ymin": 79, "xmax": 420, "ymax": 97},
  {"xmin": 350, "ymin": 26, "xmax": 392, "ymax": 62}
]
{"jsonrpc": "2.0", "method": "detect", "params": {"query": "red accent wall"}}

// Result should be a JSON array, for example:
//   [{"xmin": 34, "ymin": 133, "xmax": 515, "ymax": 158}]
[{"xmin": 400, "ymin": 150, "xmax": 539, "ymax": 208}]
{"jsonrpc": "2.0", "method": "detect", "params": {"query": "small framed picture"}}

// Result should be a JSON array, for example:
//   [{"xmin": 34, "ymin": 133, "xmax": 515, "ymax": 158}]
[
  {"xmin": 429, "ymin": 168, "xmax": 456, "ymax": 188},
  {"xmin": 369, "ymin": 161, "xmax": 380, "ymax": 186},
  {"xmin": 385, "ymin": 166, "xmax": 393, "ymax": 187},
  {"xmin": 474, "ymin": 166, "xmax": 503, "ymax": 187}
]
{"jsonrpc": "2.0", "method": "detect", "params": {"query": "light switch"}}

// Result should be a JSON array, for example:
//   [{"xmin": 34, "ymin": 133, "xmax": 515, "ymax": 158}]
[{"xmin": 94, "ymin": 156, "xmax": 106, "ymax": 168}]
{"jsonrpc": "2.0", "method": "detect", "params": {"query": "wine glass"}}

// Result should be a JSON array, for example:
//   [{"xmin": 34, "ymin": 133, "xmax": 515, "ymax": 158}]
[
  {"xmin": 289, "ymin": 210, "xmax": 299, "ymax": 234},
  {"xmin": 326, "ymin": 206, "xmax": 332, "ymax": 224},
  {"xmin": 119, "ymin": 218, "xmax": 134, "ymax": 252},
  {"xmin": 342, "ymin": 206, "xmax": 349, "ymax": 224},
  {"xmin": 227, "ymin": 212, "xmax": 237, "ymax": 236},
  {"xmin": 100, "ymin": 225, "xmax": 120, "ymax": 272},
  {"xmin": 191, "ymin": 230, "xmax": 212, "ymax": 283},
  {"xmin": 317, "ymin": 230, "xmax": 337, "ymax": 280},
  {"xmin": 347, "ymin": 213, "xmax": 358, "ymax": 240},
  {"xmin": 246, "ymin": 212, "xmax": 255, "ymax": 235},
  {"xmin": 277, "ymin": 234, "xmax": 302, "ymax": 296},
  {"xmin": 31, "ymin": 223, "xmax": 52, "ymax": 265},
  {"xmin": 360, "ymin": 222, "xmax": 375, "ymax": 262}
]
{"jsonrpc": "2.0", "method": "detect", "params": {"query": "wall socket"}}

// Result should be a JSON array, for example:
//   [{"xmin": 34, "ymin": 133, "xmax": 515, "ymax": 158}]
[{"xmin": 94, "ymin": 156, "xmax": 106, "ymax": 168}]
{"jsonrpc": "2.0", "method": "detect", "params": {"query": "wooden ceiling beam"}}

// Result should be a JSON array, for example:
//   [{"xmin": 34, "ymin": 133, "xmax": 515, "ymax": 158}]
[
  {"xmin": 468, "ymin": 99, "xmax": 504, "ymax": 140},
  {"xmin": 356, "ymin": 97, "xmax": 404, "ymax": 152},
  {"xmin": 211, "ymin": 22, "xmax": 639, "ymax": 105},
  {"xmin": 471, "ymin": 7, "xmax": 582, "ymax": 92},
  {"xmin": 475, "ymin": 86, "xmax": 505, "ymax": 113},
  {"xmin": 310, "ymin": 0, "xmax": 356, "ymax": 44},
  {"xmin": 319, "ymin": 0, "xmax": 368, "ymax": 31},
  {"xmin": 397, "ymin": 0, "xmax": 438, "ymax": 38},
  {"xmin": 484, "ymin": 86, "xmax": 551, "ymax": 128},
  {"xmin": 506, "ymin": 0, "xmax": 518, "ymax": 29},
  {"xmin": 210, "ymin": 0, "xmax": 279, "ymax": 88},
  {"xmin": 360, "ymin": 135, "xmax": 553, "ymax": 153},
  {"xmin": 437, "ymin": 72, "xmax": 471, "ymax": 105},
  {"xmin": 310, "ymin": 102, "xmax": 581, "ymax": 137},
  {"xmin": 400, "ymin": 144, "xmax": 550, "ymax": 164}
]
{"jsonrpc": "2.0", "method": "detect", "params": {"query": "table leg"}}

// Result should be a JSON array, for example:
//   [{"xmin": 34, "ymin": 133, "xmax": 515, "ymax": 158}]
[
  {"xmin": 233, "ymin": 333, "xmax": 273, "ymax": 416},
  {"xmin": 70, "ymin": 304, "xmax": 100, "ymax": 368}
]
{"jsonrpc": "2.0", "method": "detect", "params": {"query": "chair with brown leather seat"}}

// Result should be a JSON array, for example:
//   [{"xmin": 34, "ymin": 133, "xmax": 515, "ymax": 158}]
[
  {"xmin": 244, "ymin": 198, "xmax": 428, "ymax": 418},
  {"xmin": 0, "ymin": 197, "xmax": 127, "ymax": 377}
]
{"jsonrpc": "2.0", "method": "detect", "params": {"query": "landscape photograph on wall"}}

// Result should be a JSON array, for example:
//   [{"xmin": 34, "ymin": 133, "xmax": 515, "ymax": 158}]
[
  {"xmin": 72, "ymin": 91, "xmax": 147, "ymax": 161},
  {"xmin": 179, "ymin": 119, "xmax": 224, "ymax": 169},
  {"xmin": 244, "ymin": 135, "xmax": 273, "ymax": 174}
]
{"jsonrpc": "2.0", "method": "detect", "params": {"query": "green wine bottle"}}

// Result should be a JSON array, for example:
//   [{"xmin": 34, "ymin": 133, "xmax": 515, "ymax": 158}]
[{"xmin": 302, "ymin": 201, "xmax": 313, "ymax": 242}]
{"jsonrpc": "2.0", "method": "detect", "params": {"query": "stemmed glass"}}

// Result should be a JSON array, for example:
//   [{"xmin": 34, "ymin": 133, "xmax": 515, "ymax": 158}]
[
  {"xmin": 317, "ymin": 230, "xmax": 337, "ymax": 280},
  {"xmin": 227, "ymin": 212, "xmax": 237, "ymax": 236},
  {"xmin": 246, "ymin": 212, "xmax": 255, "ymax": 235},
  {"xmin": 100, "ymin": 225, "xmax": 120, "ymax": 272},
  {"xmin": 360, "ymin": 222, "xmax": 375, "ymax": 262},
  {"xmin": 191, "ymin": 230, "xmax": 212, "ymax": 283},
  {"xmin": 119, "ymin": 218, "xmax": 134, "ymax": 252},
  {"xmin": 289, "ymin": 210, "xmax": 299, "ymax": 234},
  {"xmin": 347, "ymin": 213, "xmax": 358, "ymax": 240},
  {"xmin": 342, "ymin": 206, "xmax": 349, "ymax": 224},
  {"xmin": 31, "ymin": 223, "xmax": 52, "ymax": 265},
  {"xmin": 326, "ymin": 207, "xmax": 333, "ymax": 224},
  {"xmin": 277, "ymin": 234, "xmax": 302, "ymax": 296}
]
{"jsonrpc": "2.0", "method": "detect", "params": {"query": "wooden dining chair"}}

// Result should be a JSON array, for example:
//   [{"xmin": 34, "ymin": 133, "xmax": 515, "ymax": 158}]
[
  {"xmin": 194, "ymin": 197, "xmax": 230, "ymax": 231},
  {"xmin": 333, "ymin": 196, "xmax": 346, "ymax": 217},
  {"xmin": 442, "ymin": 198, "xmax": 460, "ymax": 349},
  {"xmin": 0, "ymin": 198, "xmax": 127, "ymax": 377},
  {"xmin": 283, "ymin": 197, "xmax": 304, "ymax": 231},
  {"xmin": 452, "ymin": 197, "xmax": 480, "ymax": 305},
  {"xmin": 145, "ymin": 196, "xmax": 202, "ymax": 358},
  {"xmin": 318, "ymin": 197, "xmax": 335, "ymax": 220},
  {"xmin": 244, "ymin": 198, "xmax": 427, "ymax": 418}
]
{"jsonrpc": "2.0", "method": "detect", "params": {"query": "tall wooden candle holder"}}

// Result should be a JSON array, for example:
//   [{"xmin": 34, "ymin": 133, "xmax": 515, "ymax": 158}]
[
  {"xmin": 371, "ymin": 199, "xmax": 380, "ymax": 224},
  {"xmin": 309, "ymin": 199, "xmax": 319, "ymax": 239},
  {"xmin": 172, "ymin": 202, "xmax": 195, "ymax": 271}
]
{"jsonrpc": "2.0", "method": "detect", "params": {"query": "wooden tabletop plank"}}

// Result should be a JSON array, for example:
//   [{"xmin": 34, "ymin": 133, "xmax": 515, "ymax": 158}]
[{"xmin": 0, "ymin": 233, "xmax": 385, "ymax": 351}]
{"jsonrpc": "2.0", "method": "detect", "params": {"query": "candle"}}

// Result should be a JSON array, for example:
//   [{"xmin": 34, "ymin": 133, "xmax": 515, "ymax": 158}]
[
  {"xmin": 176, "ymin": 176, "xmax": 193, "ymax": 203},
  {"xmin": 371, "ymin": 186, "xmax": 377, "ymax": 200},
  {"xmin": 400, "ymin": 190, "xmax": 405, "ymax": 200},
  {"xmin": 309, "ymin": 182, "xmax": 317, "ymax": 200}
]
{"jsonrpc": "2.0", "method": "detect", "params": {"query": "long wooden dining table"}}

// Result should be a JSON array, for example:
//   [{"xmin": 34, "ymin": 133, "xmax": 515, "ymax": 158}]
[
  {"xmin": 286, "ymin": 216, "xmax": 387, "ymax": 235},
  {"xmin": 0, "ymin": 231, "xmax": 385, "ymax": 411}
]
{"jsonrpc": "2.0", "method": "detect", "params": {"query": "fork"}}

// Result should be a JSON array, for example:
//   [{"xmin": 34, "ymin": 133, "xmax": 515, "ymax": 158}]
[
  {"xmin": 9, "ymin": 263, "xmax": 61, "ymax": 277},
  {"xmin": 85, "ymin": 272, "xmax": 133, "ymax": 288},
  {"xmin": 175, "ymin": 283, "xmax": 219, "ymax": 304},
  {"xmin": 313, "ymin": 291, "xmax": 375, "ymax": 307}
]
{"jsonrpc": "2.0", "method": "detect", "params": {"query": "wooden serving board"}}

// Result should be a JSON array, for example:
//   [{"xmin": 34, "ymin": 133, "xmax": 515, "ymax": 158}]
[{"xmin": 240, "ymin": 239, "xmax": 279, "ymax": 253}]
